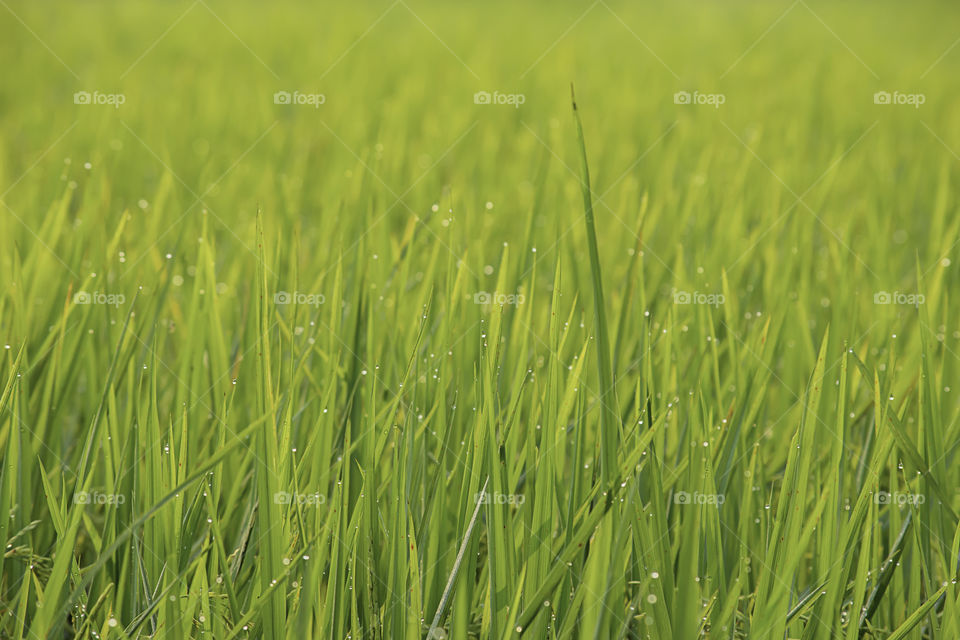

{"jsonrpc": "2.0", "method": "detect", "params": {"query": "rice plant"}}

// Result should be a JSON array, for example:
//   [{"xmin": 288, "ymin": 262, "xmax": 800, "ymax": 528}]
[{"xmin": 1, "ymin": 1, "xmax": 959, "ymax": 638}]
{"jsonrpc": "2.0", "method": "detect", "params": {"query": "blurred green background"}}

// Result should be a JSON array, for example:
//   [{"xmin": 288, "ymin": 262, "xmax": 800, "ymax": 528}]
[{"xmin": 2, "ymin": 0, "xmax": 959, "ymax": 401}]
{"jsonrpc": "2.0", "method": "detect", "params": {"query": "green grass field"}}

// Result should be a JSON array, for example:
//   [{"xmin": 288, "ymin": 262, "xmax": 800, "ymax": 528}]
[{"xmin": 2, "ymin": 1, "xmax": 960, "ymax": 638}]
